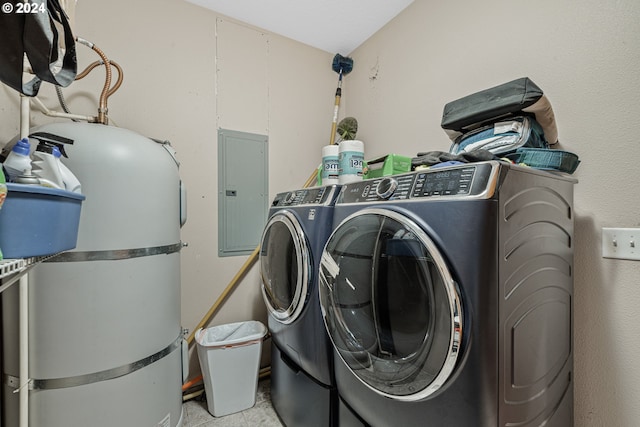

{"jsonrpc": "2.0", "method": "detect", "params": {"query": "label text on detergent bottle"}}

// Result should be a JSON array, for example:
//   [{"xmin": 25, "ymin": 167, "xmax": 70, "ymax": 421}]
[
  {"xmin": 322, "ymin": 156, "xmax": 339, "ymax": 179},
  {"xmin": 350, "ymin": 158, "xmax": 363, "ymax": 169},
  {"xmin": 339, "ymin": 151, "xmax": 365, "ymax": 177}
]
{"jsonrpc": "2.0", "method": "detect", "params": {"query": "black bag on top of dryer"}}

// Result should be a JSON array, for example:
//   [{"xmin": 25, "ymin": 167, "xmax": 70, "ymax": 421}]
[
  {"xmin": 439, "ymin": 77, "xmax": 580, "ymax": 174},
  {"xmin": 441, "ymin": 77, "xmax": 558, "ymax": 156}
]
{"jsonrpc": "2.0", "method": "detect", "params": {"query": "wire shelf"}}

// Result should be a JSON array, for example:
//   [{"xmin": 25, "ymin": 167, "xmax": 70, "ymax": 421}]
[{"xmin": 0, "ymin": 259, "xmax": 26, "ymax": 279}]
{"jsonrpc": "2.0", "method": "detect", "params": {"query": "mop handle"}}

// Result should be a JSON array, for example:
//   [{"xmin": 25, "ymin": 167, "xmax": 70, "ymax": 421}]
[{"xmin": 329, "ymin": 70, "xmax": 344, "ymax": 146}]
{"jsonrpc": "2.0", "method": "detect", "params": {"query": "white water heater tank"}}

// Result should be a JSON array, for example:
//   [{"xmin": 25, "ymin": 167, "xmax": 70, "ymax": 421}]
[{"xmin": 2, "ymin": 122, "xmax": 186, "ymax": 426}]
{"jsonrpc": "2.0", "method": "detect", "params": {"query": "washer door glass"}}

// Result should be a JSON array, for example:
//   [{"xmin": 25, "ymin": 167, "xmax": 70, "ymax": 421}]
[
  {"xmin": 260, "ymin": 211, "xmax": 309, "ymax": 324},
  {"xmin": 319, "ymin": 208, "xmax": 463, "ymax": 400}
]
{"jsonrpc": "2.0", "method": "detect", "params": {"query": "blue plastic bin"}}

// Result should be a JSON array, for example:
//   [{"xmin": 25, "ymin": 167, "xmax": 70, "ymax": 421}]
[{"xmin": 0, "ymin": 183, "xmax": 85, "ymax": 258}]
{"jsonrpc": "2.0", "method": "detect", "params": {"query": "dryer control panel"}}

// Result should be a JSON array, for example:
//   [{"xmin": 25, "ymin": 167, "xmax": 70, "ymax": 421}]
[
  {"xmin": 338, "ymin": 161, "xmax": 498, "ymax": 203},
  {"xmin": 272, "ymin": 185, "xmax": 340, "ymax": 207},
  {"xmin": 412, "ymin": 166, "xmax": 476, "ymax": 197}
]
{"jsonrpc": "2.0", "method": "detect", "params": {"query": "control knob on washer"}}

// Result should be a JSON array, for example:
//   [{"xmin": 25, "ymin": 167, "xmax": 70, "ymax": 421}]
[
  {"xmin": 376, "ymin": 177, "xmax": 398, "ymax": 199},
  {"xmin": 285, "ymin": 191, "xmax": 298, "ymax": 204}
]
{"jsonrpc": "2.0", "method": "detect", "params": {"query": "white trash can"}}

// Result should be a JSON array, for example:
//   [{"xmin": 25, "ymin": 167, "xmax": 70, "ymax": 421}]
[{"xmin": 195, "ymin": 320, "xmax": 267, "ymax": 417}]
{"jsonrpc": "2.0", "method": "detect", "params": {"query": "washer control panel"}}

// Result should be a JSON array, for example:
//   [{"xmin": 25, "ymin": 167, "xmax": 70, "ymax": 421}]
[
  {"xmin": 338, "ymin": 161, "xmax": 498, "ymax": 204},
  {"xmin": 272, "ymin": 185, "xmax": 339, "ymax": 207}
]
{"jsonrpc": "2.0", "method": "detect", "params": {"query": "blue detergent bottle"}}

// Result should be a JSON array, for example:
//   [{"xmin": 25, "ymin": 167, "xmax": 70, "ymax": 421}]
[{"xmin": 2, "ymin": 138, "xmax": 32, "ymax": 182}]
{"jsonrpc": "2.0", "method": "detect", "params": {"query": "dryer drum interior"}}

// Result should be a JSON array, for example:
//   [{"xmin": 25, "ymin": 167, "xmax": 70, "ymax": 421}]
[{"xmin": 319, "ymin": 208, "xmax": 463, "ymax": 401}]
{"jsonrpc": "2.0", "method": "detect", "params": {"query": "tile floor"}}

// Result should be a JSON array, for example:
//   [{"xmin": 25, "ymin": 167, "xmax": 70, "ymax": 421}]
[{"xmin": 182, "ymin": 379, "xmax": 285, "ymax": 427}]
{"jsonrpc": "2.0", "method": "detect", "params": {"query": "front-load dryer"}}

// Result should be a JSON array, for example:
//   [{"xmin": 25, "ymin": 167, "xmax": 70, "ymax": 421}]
[
  {"xmin": 318, "ymin": 161, "xmax": 576, "ymax": 427},
  {"xmin": 260, "ymin": 185, "xmax": 340, "ymax": 427}
]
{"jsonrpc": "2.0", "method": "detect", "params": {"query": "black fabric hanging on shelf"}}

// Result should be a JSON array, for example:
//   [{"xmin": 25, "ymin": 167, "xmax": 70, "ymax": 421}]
[{"xmin": 0, "ymin": 0, "xmax": 77, "ymax": 96}]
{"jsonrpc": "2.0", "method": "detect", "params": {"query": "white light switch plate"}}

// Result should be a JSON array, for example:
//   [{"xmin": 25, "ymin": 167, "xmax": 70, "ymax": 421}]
[{"xmin": 602, "ymin": 228, "xmax": 640, "ymax": 260}]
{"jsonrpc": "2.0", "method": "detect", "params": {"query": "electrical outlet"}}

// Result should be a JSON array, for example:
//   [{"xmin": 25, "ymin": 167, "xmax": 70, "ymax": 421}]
[{"xmin": 602, "ymin": 228, "xmax": 640, "ymax": 260}]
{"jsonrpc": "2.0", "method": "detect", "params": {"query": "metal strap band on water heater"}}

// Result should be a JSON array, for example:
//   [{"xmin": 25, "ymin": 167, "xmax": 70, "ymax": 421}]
[
  {"xmin": 5, "ymin": 334, "xmax": 184, "ymax": 391},
  {"xmin": 45, "ymin": 242, "xmax": 184, "ymax": 262}
]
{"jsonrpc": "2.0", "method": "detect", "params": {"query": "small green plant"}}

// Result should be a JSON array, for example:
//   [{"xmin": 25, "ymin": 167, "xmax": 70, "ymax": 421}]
[{"xmin": 337, "ymin": 117, "xmax": 358, "ymax": 141}]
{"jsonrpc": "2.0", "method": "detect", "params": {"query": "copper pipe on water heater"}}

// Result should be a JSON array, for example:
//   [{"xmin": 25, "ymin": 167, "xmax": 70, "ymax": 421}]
[
  {"xmin": 32, "ymin": 40, "xmax": 124, "ymax": 124},
  {"xmin": 76, "ymin": 59, "xmax": 123, "ymax": 98},
  {"xmin": 104, "ymin": 61, "xmax": 124, "ymax": 97},
  {"xmin": 75, "ymin": 37, "xmax": 117, "ymax": 124}
]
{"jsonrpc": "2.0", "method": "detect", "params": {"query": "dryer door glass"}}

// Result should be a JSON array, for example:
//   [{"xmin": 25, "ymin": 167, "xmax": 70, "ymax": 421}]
[
  {"xmin": 319, "ymin": 208, "xmax": 463, "ymax": 401},
  {"xmin": 260, "ymin": 211, "xmax": 310, "ymax": 324}
]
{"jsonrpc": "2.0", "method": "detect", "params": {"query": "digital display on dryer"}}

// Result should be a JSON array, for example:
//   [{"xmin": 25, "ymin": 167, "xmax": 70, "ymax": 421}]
[{"xmin": 412, "ymin": 167, "xmax": 475, "ymax": 197}]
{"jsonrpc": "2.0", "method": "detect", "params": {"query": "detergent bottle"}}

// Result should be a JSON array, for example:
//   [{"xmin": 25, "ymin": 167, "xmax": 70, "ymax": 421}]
[
  {"xmin": 29, "ymin": 133, "xmax": 82, "ymax": 193},
  {"xmin": 2, "ymin": 138, "xmax": 32, "ymax": 182},
  {"xmin": 32, "ymin": 141, "xmax": 64, "ymax": 189}
]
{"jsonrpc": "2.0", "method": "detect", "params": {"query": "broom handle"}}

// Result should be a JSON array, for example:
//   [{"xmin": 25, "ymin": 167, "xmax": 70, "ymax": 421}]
[
  {"xmin": 329, "ymin": 96, "xmax": 340, "ymax": 146},
  {"xmin": 187, "ymin": 166, "xmax": 320, "ymax": 346},
  {"xmin": 329, "ymin": 70, "xmax": 344, "ymax": 146},
  {"xmin": 186, "ymin": 245, "xmax": 260, "ymax": 345}
]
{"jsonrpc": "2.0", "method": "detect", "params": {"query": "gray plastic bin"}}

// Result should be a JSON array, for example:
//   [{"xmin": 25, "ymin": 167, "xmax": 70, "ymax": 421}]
[{"xmin": 195, "ymin": 321, "xmax": 267, "ymax": 417}]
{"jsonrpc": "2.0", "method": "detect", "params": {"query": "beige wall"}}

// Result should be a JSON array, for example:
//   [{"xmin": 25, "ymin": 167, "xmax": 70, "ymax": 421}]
[
  {"xmin": 0, "ymin": 0, "xmax": 336, "ymax": 372},
  {"xmin": 2, "ymin": 0, "xmax": 638, "ymax": 424},
  {"xmin": 346, "ymin": 0, "xmax": 640, "ymax": 425}
]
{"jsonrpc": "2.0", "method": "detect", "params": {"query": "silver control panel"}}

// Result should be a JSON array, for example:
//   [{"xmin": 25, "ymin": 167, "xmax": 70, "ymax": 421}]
[
  {"xmin": 338, "ymin": 162, "xmax": 498, "ymax": 204},
  {"xmin": 272, "ymin": 185, "xmax": 339, "ymax": 207}
]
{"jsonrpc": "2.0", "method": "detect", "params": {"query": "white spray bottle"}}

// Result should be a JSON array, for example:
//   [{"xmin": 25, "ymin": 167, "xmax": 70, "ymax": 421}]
[
  {"xmin": 58, "ymin": 155, "xmax": 82, "ymax": 193},
  {"xmin": 31, "ymin": 141, "xmax": 64, "ymax": 189},
  {"xmin": 29, "ymin": 133, "xmax": 82, "ymax": 193}
]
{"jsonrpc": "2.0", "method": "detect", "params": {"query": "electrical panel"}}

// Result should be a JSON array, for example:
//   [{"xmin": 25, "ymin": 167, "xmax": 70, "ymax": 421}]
[{"xmin": 218, "ymin": 128, "xmax": 268, "ymax": 257}]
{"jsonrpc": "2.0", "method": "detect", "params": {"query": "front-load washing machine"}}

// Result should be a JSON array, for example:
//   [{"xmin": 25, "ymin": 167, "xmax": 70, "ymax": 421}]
[
  {"xmin": 318, "ymin": 161, "xmax": 576, "ymax": 427},
  {"xmin": 260, "ymin": 185, "xmax": 340, "ymax": 427}
]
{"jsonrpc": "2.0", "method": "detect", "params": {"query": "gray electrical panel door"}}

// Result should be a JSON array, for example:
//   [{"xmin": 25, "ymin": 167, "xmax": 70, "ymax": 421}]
[{"xmin": 218, "ymin": 129, "xmax": 268, "ymax": 257}]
